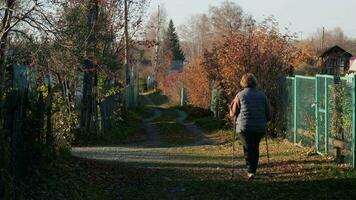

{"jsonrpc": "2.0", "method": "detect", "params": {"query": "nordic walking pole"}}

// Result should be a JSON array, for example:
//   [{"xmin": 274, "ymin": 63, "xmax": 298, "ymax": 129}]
[
  {"xmin": 231, "ymin": 117, "xmax": 236, "ymax": 179},
  {"xmin": 265, "ymin": 132, "xmax": 273, "ymax": 177}
]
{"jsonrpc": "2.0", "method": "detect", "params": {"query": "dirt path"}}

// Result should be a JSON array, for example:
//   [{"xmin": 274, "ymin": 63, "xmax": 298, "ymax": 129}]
[
  {"xmin": 72, "ymin": 94, "xmax": 240, "ymax": 174},
  {"xmin": 142, "ymin": 95, "xmax": 162, "ymax": 146},
  {"xmin": 71, "ymin": 145, "xmax": 242, "ymax": 170},
  {"xmin": 70, "ymin": 93, "xmax": 351, "ymax": 199}
]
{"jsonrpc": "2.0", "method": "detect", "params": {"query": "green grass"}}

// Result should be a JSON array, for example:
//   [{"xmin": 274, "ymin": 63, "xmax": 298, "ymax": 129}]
[
  {"xmin": 155, "ymin": 108, "xmax": 178, "ymax": 122},
  {"xmin": 194, "ymin": 116, "xmax": 226, "ymax": 132},
  {"xmin": 180, "ymin": 106, "xmax": 213, "ymax": 120},
  {"xmin": 75, "ymin": 107, "xmax": 151, "ymax": 146},
  {"xmin": 142, "ymin": 91, "xmax": 198, "ymax": 146},
  {"xmin": 190, "ymin": 115, "xmax": 232, "ymax": 143},
  {"xmin": 154, "ymin": 107, "xmax": 196, "ymax": 146},
  {"xmin": 146, "ymin": 89, "xmax": 170, "ymax": 106},
  {"xmin": 157, "ymin": 122, "xmax": 196, "ymax": 145},
  {"xmin": 178, "ymin": 106, "xmax": 232, "ymax": 141},
  {"xmin": 128, "ymin": 106, "xmax": 153, "ymax": 120}
]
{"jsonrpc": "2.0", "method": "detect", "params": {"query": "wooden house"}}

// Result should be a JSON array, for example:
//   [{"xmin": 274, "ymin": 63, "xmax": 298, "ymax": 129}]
[{"xmin": 320, "ymin": 45, "xmax": 353, "ymax": 76}]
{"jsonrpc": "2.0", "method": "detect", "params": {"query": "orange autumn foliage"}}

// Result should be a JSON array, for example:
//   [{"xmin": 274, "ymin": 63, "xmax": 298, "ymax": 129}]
[
  {"xmin": 208, "ymin": 23, "xmax": 296, "ymax": 103},
  {"xmin": 182, "ymin": 58, "xmax": 211, "ymax": 108},
  {"xmin": 182, "ymin": 19, "xmax": 300, "ymax": 133},
  {"xmin": 161, "ymin": 72, "xmax": 183, "ymax": 103}
]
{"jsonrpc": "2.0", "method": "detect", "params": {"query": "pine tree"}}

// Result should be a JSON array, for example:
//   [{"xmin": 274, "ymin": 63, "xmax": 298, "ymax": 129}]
[{"xmin": 163, "ymin": 19, "xmax": 185, "ymax": 61}]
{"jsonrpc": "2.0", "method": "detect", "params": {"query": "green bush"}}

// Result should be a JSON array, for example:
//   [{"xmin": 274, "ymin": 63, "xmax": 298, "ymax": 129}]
[{"xmin": 329, "ymin": 84, "xmax": 352, "ymax": 142}]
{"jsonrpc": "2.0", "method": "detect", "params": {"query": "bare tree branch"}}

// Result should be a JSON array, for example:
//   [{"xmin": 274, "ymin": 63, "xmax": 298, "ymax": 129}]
[
  {"xmin": 10, "ymin": 29, "xmax": 34, "ymax": 41},
  {"xmin": 2, "ymin": 4, "xmax": 37, "ymax": 39}
]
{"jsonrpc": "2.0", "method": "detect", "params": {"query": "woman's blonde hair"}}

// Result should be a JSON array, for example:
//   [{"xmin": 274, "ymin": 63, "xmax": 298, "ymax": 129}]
[{"xmin": 240, "ymin": 73, "xmax": 258, "ymax": 88}]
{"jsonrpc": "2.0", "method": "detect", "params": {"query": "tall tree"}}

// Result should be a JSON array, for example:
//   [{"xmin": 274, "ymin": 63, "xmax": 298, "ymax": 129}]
[
  {"xmin": 179, "ymin": 14, "xmax": 211, "ymax": 60},
  {"xmin": 144, "ymin": 5, "xmax": 168, "ymax": 68},
  {"xmin": 178, "ymin": 1, "xmax": 253, "ymax": 62},
  {"xmin": 209, "ymin": 0, "xmax": 244, "ymax": 36},
  {"xmin": 80, "ymin": 0, "xmax": 100, "ymax": 132},
  {"xmin": 163, "ymin": 19, "xmax": 185, "ymax": 61}
]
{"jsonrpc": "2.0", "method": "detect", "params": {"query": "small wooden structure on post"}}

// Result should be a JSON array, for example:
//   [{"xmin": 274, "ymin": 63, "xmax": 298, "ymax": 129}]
[{"xmin": 320, "ymin": 45, "xmax": 353, "ymax": 76}]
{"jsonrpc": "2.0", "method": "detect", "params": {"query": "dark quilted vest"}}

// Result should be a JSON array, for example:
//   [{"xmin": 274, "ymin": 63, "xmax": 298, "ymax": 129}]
[{"xmin": 236, "ymin": 88, "xmax": 267, "ymax": 133}]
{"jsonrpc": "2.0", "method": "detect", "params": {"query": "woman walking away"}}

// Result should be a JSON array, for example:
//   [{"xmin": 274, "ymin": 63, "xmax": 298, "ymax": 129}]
[{"xmin": 229, "ymin": 73, "xmax": 272, "ymax": 180}]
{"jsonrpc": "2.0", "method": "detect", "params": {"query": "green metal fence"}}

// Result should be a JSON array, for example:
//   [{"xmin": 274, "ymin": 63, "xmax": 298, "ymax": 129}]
[{"xmin": 283, "ymin": 74, "xmax": 356, "ymax": 168}]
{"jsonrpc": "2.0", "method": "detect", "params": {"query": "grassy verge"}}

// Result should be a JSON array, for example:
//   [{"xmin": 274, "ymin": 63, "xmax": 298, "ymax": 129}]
[
  {"xmin": 154, "ymin": 107, "xmax": 197, "ymax": 146},
  {"xmin": 157, "ymin": 122, "xmax": 196, "ymax": 145},
  {"xmin": 112, "ymin": 139, "xmax": 356, "ymax": 199},
  {"xmin": 155, "ymin": 108, "xmax": 178, "ymax": 122},
  {"xmin": 75, "ymin": 106, "xmax": 151, "ymax": 147},
  {"xmin": 180, "ymin": 106, "xmax": 232, "ymax": 142},
  {"xmin": 145, "ymin": 89, "xmax": 175, "ymax": 108},
  {"xmin": 20, "ymin": 150, "xmax": 115, "ymax": 200},
  {"xmin": 149, "ymin": 92, "xmax": 169, "ymax": 106},
  {"xmin": 143, "ymin": 91, "xmax": 198, "ymax": 146}
]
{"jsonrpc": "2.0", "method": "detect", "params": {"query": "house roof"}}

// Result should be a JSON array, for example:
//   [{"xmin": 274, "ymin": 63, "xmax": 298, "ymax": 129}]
[{"xmin": 321, "ymin": 45, "xmax": 353, "ymax": 58}]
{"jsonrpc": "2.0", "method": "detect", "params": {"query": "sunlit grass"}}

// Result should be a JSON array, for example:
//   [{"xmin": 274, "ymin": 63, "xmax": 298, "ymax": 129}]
[{"xmin": 157, "ymin": 122, "xmax": 196, "ymax": 145}]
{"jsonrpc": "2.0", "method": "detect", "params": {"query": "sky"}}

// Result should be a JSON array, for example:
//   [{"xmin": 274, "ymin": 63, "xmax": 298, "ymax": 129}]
[{"xmin": 148, "ymin": 0, "xmax": 356, "ymax": 38}]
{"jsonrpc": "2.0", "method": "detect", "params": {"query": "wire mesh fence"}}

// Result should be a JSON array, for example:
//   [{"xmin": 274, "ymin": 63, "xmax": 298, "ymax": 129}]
[{"xmin": 282, "ymin": 74, "xmax": 356, "ymax": 168}]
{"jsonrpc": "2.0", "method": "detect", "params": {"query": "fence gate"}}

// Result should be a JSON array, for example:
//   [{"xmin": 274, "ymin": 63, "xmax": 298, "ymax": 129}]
[
  {"xmin": 285, "ymin": 74, "xmax": 356, "ymax": 168},
  {"xmin": 315, "ymin": 75, "xmax": 333, "ymax": 154}
]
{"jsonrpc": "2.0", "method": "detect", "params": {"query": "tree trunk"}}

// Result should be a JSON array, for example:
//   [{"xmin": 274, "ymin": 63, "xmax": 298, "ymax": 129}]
[
  {"xmin": 80, "ymin": 0, "xmax": 99, "ymax": 133},
  {"xmin": 0, "ymin": 0, "xmax": 15, "ymax": 96}
]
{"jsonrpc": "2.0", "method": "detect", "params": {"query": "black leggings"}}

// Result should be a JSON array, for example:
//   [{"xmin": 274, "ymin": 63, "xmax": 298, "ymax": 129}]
[{"xmin": 239, "ymin": 131, "xmax": 265, "ymax": 173}]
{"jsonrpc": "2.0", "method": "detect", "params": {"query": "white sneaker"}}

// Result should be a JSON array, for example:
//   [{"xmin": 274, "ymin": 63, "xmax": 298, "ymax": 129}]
[{"xmin": 247, "ymin": 173, "xmax": 255, "ymax": 180}]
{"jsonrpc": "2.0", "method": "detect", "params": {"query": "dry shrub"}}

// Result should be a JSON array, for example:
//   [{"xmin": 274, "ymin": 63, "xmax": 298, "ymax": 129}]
[
  {"xmin": 160, "ymin": 72, "xmax": 183, "ymax": 104},
  {"xmin": 216, "ymin": 29, "xmax": 294, "ymax": 99},
  {"xmin": 182, "ymin": 58, "xmax": 211, "ymax": 109},
  {"xmin": 196, "ymin": 19, "xmax": 299, "ymax": 134},
  {"xmin": 156, "ymin": 52, "xmax": 173, "ymax": 86},
  {"xmin": 139, "ymin": 65, "xmax": 154, "ymax": 80}
]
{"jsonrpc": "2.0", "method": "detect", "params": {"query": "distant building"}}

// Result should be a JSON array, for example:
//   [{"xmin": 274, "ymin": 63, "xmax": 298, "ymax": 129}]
[
  {"xmin": 169, "ymin": 60, "xmax": 184, "ymax": 73},
  {"xmin": 320, "ymin": 45, "xmax": 353, "ymax": 76}
]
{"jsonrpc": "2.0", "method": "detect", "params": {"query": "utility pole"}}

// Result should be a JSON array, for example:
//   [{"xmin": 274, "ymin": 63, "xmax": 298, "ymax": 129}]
[
  {"xmin": 321, "ymin": 26, "xmax": 325, "ymax": 50},
  {"xmin": 154, "ymin": 5, "xmax": 161, "ymax": 70},
  {"xmin": 124, "ymin": 0, "xmax": 130, "ymax": 85},
  {"xmin": 299, "ymin": 31, "xmax": 303, "ymax": 41}
]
